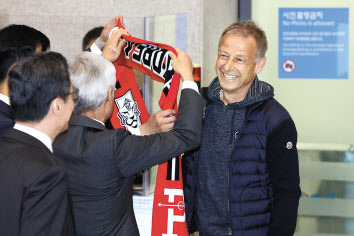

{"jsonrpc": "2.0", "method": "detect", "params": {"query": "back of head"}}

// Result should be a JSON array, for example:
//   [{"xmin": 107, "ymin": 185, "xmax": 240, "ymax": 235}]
[
  {"xmin": 220, "ymin": 20, "xmax": 268, "ymax": 60},
  {"xmin": 82, "ymin": 26, "xmax": 103, "ymax": 51},
  {"xmin": 0, "ymin": 24, "xmax": 50, "ymax": 83},
  {"xmin": 0, "ymin": 24, "xmax": 50, "ymax": 52},
  {"xmin": 8, "ymin": 52, "xmax": 71, "ymax": 123},
  {"xmin": 0, "ymin": 47, "xmax": 34, "ymax": 83},
  {"xmin": 70, "ymin": 52, "xmax": 116, "ymax": 114}
]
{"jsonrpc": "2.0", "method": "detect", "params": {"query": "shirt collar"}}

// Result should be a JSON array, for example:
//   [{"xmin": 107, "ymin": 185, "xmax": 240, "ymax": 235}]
[
  {"xmin": 13, "ymin": 123, "xmax": 53, "ymax": 153},
  {"xmin": 0, "ymin": 93, "xmax": 10, "ymax": 106},
  {"xmin": 90, "ymin": 118, "xmax": 105, "ymax": 127}
]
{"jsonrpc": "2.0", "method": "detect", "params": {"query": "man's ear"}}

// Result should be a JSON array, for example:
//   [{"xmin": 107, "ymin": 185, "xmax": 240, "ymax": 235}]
[
  {"xmin": 107, "ymin": 87, "xmax": 113, "ymax": 104},
  {"xmin": 50, "ymin": 97, "xmax": 64, "ymax": 117},
  {"xmin": 255, "ymin": 57, "xmax": 266, "ymax": 74}
]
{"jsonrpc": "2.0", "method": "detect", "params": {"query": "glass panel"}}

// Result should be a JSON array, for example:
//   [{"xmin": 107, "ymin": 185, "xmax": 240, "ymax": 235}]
[
  {"xmin": 142, "ymin": 14, "xmax": 187, "ymax": 196},
  {"xmin": 297, "ymin": 144, "xmax": 354, "ymax": 234}
]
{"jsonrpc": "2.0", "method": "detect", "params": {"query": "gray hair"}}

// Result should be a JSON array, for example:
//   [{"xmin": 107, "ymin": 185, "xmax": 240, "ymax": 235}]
[
  {"xmin": 219, "ymin": 20, "xmax": 268, "ymax": 61},
  {"xmin": 70, "ymin": 52, "xmax": 116, "ymax": 114}
]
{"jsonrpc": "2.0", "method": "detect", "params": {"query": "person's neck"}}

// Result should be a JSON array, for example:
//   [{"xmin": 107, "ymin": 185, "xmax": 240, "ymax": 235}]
[
  {"xmin": 221, "ymin": 87, "xmax": 249, "ymax": 105},
  {"xmin": 80, "ymin": 108, "xmax": 107, "ymax": 124},
  {"xmin": 16, "ymin": 120, "xmax": 57, "ymax": 142},
  {"xmin": 0, "ymin": 81, "xmax": 9, "ymax": 97}
]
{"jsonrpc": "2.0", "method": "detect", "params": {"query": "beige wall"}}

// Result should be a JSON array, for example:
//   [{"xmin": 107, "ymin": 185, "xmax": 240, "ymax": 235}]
[
  {"xmin": 0, "ymin": 0, "xmax": 203, "ymax": 64},
  {"xmin": 202, "ymin": 0, "xmax": 238, "ymax": 87}
]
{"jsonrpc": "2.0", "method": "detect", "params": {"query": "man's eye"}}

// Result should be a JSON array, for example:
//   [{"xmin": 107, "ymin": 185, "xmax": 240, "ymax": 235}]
[
  {"xmin": 220, "ymin": 54, "xmax": 228, "ymax": 59},
  {"xmin": 236, "ymin": 58, "xmax": 245, "ymax": 63}
]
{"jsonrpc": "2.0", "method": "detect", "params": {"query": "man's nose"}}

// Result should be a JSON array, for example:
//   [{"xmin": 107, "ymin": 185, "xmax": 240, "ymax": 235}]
[{"xmin": 224, "ymin": 58, "xmax": 235, "ymax": 71}]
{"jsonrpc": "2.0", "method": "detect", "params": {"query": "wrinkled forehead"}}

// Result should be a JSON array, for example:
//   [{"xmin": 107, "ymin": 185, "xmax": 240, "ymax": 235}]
[
  {"xmin": 218, "ymin": 33, "xmax": 258, "ymax": 57},
  {"xmin": 219, "ymin": 31, "xmax": 257, "ymax": 47}
]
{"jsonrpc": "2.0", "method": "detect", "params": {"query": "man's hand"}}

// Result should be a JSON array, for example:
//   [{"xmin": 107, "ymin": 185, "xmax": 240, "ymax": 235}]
[
  {"xmin": 169, "ymin": 48, "xmax": 194, "ymax": 82},
  {"xmin": 98, "ymin": 16, "xmax": 124, "ymax": 44},
  {"xmin": 101, "ymin": 29, "xmax": 129, "ymax": 62},
  {"xmin": 139, "ymin": 109, "xmax": 177, "ymax": 136}
]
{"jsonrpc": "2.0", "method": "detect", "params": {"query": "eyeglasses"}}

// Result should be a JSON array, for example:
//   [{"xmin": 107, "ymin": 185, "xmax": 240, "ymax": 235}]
[{"xmin": 68, "ymin": 88, "xmax": 79, "ymax": 103}]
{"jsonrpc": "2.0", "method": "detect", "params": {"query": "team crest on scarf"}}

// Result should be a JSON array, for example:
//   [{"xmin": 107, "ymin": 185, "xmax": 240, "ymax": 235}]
[{"xmin": 114, "ymin": 90, "xmax": 142, "ymax": 131}]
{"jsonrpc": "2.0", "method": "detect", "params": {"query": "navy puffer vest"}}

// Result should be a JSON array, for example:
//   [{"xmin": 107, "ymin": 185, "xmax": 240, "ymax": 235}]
[{"xmin": 230, "ymin": 97, "xmax": 291, "ymax": 235}]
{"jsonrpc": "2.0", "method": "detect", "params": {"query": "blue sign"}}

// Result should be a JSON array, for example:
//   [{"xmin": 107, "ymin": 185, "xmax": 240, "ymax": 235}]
[{"xmin": 278, "ymin": 8, "xmax": 349, "ymax": 79}]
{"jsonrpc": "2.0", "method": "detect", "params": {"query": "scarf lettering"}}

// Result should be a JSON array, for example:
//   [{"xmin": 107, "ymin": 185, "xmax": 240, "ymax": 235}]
[{"xmin": 124, "ymin": 42, "xmax": 174, "ymax": 82}]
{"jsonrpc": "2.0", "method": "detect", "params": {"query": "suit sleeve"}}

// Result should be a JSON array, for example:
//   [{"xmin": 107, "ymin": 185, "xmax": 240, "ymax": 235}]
[
  {"xmin": 266, "ymin": 118, "xmax": 301, "ymax": 236},
  {"xmin": 113, "ymin": 88, "xmax": 206, "ymax": 177},
  {"xmin": 21, "ymin": 165, "xmax": 75, "ymax": 236}
]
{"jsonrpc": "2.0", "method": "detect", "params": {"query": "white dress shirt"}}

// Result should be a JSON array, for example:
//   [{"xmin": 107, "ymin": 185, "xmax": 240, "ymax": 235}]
[
  {"xmin": 90, "ymin": 118, "xmax": 105, "ymax": 127},
  {"xmin": 13, "ymin": 123, "xmax": 53, "ymax": 153},
  {"xmin": 0, "ymin": 93, "xmax": 10, "ymax": 106}
]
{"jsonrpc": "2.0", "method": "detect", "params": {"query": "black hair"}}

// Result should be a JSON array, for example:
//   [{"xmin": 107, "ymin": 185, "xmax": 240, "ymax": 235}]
[
  {"xmin": 82, "ymin": 26, "xmax": 103, "ymax": 51},
  {"xmin": 8, "ymin": 52, "xmax": 71, "ymax": 122},
  {"xmin": 0, "ymin": 24, "xmax": 50, "ymax": 52},
  {"xmin": 0, "ymin": 47, "xmax": 34, "ymax": 83},
  {"xmin": 0, "ymin": 24, "xmax": 50, "ymax": 83}
]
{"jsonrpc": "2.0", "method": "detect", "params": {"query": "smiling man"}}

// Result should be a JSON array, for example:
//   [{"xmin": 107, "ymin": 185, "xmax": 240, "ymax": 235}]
[{"xmin": 182, "ymin": 20, "xmax": 301, "ymax": 236}]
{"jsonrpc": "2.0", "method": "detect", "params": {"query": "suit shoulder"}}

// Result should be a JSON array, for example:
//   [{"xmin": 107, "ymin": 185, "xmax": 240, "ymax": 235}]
[
  {"xmin": 0, "ymin": 139, "xmax": 62, "ymax": 171},
  {"xmin": 0, "ymin": 143, "xmax": 66, "ymax": 191}
]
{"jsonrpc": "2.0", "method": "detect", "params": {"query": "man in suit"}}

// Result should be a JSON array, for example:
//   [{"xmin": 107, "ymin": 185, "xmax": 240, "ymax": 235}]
[
  {"xmin": 53, "ymin": 28, "xmax": 205, "ymax": 235},
  {"xmin": 0, "ymin": 24, "xmax": 50, "ymax": 136},
  {"xmin": 0, "ymin": 52, "xmax": 76, "ymax": 235}
]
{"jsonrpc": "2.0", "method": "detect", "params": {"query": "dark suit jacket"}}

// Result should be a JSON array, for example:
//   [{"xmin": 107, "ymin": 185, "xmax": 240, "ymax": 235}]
[
  {"xmin": 53, "ymin": 89, "xmax": 205, "ymax": 236},
  {"xmin": 0, "ymin": 129, "xmax": 75, "ymax": 236},
  {"xmin": 0, "ymin": 100, "xmax": 14, "ymax": 136}
]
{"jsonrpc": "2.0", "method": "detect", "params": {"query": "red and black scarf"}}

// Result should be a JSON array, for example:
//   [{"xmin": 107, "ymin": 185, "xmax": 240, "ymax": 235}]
[{"xmin": 110, "ymin": 19, "xmax": 188, "ymax": 236}]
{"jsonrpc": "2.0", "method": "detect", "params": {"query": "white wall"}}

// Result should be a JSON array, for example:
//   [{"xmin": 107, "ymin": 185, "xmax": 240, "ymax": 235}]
[{"xmin": 0, "ymin": 0, "xmax": 203, "ymax": 64}]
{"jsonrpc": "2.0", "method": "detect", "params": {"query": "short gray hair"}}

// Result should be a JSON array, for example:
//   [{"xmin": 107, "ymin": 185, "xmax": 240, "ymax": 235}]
[
  {"xmin": 70, "ymin": 52, "xmax": 116, "ymax": 114},
  {"xmin": 219, "ymin": 20, "xmax": 268, "ymax": 61}
]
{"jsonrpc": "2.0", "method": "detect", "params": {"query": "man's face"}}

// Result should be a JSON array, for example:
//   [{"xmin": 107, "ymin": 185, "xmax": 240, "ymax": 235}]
[{"xmin": 215, "ymin": 33, "xmax": 264, "ymax": 99}]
